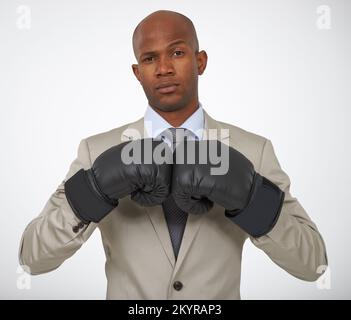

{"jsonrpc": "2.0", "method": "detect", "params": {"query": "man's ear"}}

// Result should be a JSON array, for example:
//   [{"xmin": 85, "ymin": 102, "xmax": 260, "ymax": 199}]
[
  {"xmin": 196, "ymin": 50, "xmax": 208, "ymax": 75},
  {"xmin": 132, "ymin": 64, "xmax": 141, "ymax": 82}
]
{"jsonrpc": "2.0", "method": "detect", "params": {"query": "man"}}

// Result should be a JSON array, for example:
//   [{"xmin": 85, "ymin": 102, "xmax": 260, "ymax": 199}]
[{"xmin": 18, "ymin": 10, "xmax": 328, "ymax": 299}]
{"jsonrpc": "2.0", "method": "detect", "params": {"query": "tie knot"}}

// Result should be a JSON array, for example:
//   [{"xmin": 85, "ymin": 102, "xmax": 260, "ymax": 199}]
[{"xmin": 163, "ymin": 127, "xmax": 188, "ymax": 150}]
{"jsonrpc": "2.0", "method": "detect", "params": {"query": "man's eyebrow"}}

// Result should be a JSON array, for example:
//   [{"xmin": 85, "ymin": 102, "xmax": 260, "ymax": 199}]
[
  {"xmin": 139, "ymin": 39, "xmax": 188, "ymax": 59},
  {"xmin": 167, "ymin": 39, "xmax": 187, "ymax": 47}
]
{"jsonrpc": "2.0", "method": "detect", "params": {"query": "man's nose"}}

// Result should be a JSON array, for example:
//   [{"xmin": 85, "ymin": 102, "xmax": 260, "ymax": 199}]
[{"xmin": 155, "ymin": 56, "xmax": 175, "ymax": 76}]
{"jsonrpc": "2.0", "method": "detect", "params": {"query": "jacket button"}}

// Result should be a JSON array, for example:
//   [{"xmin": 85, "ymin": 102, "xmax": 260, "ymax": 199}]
[
  {"xmin": 173, "ymin": 281, "xmax": 183, "ymax": 291},
  {"xmin": 72, "ymin": 225, "xmax": 79, "ymax": 233},
  {"xmin": 78, "ymin": 221, "xmax": 85, "ymax": 229}
]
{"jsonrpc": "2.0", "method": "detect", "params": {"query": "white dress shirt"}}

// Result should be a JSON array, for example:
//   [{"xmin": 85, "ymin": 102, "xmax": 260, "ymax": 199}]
[{"xmin": 144, "ymin": 102, "xmax": 204, "ymax": 147}]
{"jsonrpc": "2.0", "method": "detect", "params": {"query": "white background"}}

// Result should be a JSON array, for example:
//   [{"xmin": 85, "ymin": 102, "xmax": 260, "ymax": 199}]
[{"xmin": 0, "ymin": 0, "xmax": 350, "ymax": 299}]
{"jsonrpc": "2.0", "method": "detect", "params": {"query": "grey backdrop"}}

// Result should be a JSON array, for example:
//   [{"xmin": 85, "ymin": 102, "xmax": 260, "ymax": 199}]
[{"xmin": 0, "ymin": 0, "xmax": 349, "ymax": 299}]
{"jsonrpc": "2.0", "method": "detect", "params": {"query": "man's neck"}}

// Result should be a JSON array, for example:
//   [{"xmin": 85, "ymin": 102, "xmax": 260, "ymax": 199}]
[{"xmin": 152, "ymin": 100, "xmax": 199, "ymax": 127}]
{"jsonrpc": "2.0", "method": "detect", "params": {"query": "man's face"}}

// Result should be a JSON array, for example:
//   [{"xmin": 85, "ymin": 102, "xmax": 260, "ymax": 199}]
[{"xmin": 132, "ymin": 20, "xmax": 207, "ymax": 112}]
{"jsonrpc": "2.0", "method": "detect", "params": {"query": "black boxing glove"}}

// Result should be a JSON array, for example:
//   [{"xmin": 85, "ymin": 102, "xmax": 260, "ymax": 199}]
[
  {"xmin": 171, "ymin": 140, "xmax": 284, "ymax": 237},
  {"xmin": 65, "ymin": 138, "xmax": 172, "ymax": 224}
]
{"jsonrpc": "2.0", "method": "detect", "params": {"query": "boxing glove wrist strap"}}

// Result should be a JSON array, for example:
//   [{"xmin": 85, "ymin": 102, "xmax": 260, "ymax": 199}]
[
  {"xmin": 225, "ymin": 174, "xmax": 285, "ymax": 237},
  {"xmin": 64, "ymin": 169, "xmax": 118, "ymax": 224}
]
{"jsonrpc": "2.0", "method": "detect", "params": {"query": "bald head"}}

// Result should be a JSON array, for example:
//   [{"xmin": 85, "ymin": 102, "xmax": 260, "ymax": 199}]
[
  {"xmin": 130, "ymin": 10, "xmax": 207, "ymax": 122},
  {"xmin": 132, "ymin": 10, "xmax": 199, "ymax": 61}
]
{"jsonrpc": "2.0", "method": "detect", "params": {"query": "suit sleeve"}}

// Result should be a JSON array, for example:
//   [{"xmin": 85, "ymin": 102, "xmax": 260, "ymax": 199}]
[
  {"xmin": 249, "ymin": 139, "xmax": 328, "ymax": 281},
  {"xmin": 18, "ymin": 139, "xmax": 98, "ymax": 275}
]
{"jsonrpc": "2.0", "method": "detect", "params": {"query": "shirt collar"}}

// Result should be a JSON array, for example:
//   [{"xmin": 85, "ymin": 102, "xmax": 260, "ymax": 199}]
[{"xmin": 144, "ymin": 102, "xmax": 204, "ymax": 140}]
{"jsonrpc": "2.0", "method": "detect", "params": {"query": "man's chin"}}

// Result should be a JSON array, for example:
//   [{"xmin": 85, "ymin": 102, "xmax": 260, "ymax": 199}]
[{"xmin": 152, "ymin": 100, "xmax": 185, "ymax": 113}]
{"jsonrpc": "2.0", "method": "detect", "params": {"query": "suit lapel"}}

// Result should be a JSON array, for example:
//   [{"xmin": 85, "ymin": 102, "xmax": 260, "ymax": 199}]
[
  {"xmin": 121, "ymin": 118, "xmax": 176, "ymax": 267},
  {"xmin": 173, "ymin": 111, "xmax": 231, "ymax": 273},
  {"xmin": 121, "ymin": 111, "xmax": 231, "ymax": 271}
]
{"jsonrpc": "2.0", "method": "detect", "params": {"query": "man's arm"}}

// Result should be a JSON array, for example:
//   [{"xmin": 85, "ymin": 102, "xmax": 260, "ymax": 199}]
[
  {"xmin": 249, "ymin": 139, "xmax": 328, "ymax": 281},
  {"xmin": 18, "ymin": 139, "xmax": 98, "ymax": 275}
]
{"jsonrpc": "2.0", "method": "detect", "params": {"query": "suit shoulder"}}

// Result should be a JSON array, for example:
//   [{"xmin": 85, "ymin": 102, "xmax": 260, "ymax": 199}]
[
  {"xmin": 79, "ymin": 118, "xmax": 143, "ymax": 161},
  {"xmin": 217, "ymin": 119, "xmax": 268, "ymax": 147},
  {"xmin": 214, "ymin": 119, "xmax": 271, "ymax": 169},
  {"xmin": 83, "ymin": 122, "xmax": 132, "ymax": 144}
]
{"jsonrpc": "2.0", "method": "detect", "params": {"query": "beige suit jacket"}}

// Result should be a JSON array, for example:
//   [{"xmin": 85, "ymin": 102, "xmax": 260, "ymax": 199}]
[{"xmin": 18, "ymin": 111, "xmax": 328, "ymax": 299}]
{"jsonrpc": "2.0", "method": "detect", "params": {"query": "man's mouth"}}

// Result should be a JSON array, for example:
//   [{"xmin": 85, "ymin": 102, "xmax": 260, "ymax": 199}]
[{"xmin": 155, "ymin": 82, "xmax": 179, "ymax": 94}]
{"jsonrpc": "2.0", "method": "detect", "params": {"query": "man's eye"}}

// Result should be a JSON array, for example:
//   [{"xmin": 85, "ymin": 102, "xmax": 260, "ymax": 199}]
[
  {"xmin": 143, "ymin": 57, "xmax": 154, "ymax": 62},
  {"xmin": 173, "ymin": 51, "xmax": 184, "ymax": 57}
]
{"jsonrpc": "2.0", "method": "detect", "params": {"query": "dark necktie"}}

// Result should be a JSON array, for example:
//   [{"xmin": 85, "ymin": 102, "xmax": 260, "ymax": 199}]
[{"xmin": 162, "ymin": 128, "xmax": 189, "ymax": 260}]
